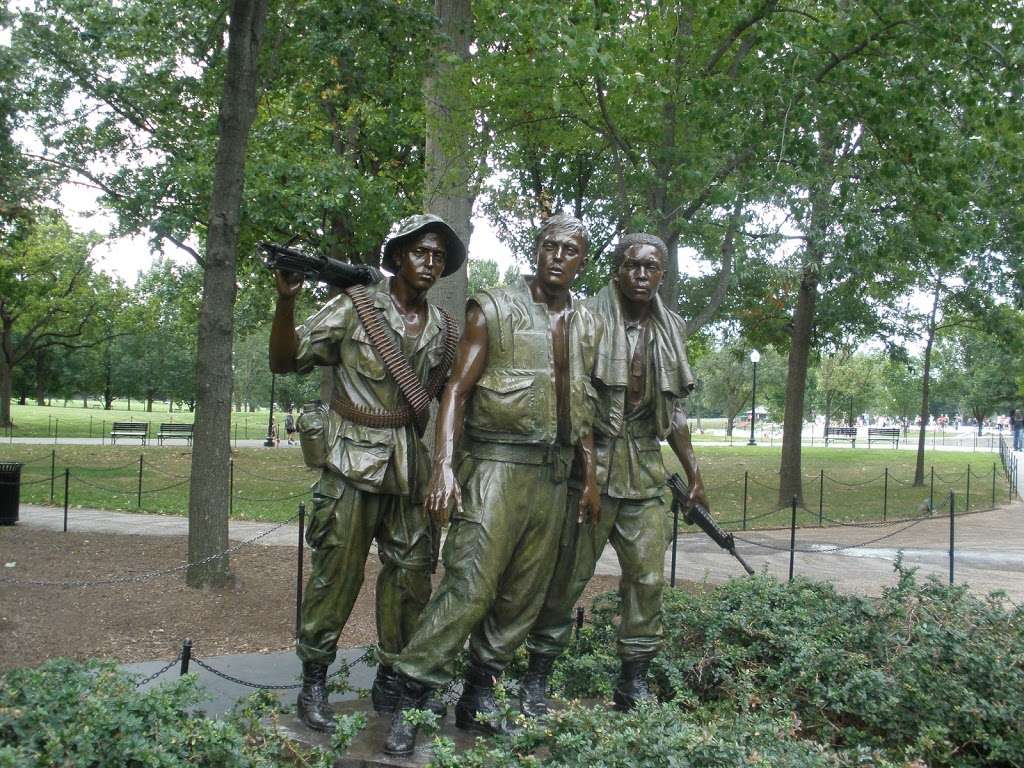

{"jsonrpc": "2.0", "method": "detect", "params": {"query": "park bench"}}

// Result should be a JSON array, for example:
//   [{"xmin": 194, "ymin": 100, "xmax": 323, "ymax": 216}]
[
  {"xmin": 867, "ymin": 427, "xmax": 901, "ymax": 448},
  {"xmin": 825, "ymin": 426, "xmax": 857, "ymax": 447},
  {"xmin": 157, "ymin": 423, "xmax": 194, "ymax": 446},
  {"xmin": 110, "ymin": 421, "xmax": 149, "ymax": 446}
]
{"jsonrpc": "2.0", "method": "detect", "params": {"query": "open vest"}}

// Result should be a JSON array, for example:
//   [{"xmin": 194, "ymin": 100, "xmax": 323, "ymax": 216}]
[{"xmin": 465, "ymin": 277, "xmax": 600, "ymax": 446}]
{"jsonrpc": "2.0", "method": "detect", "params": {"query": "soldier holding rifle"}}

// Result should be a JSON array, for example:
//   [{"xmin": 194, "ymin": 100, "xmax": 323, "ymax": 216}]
[
  {"xmin": 268, "ymin": 215, "xmax": 465, "ymax": 733},
  {"xmin": 524, "ymin": 232, "xmax": 710, "ymax": 714}
]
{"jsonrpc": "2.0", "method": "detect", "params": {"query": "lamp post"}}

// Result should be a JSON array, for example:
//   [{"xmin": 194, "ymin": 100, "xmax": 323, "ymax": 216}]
[
  {"xmin": 264, "ymin": 374, "xmax": 277, "ymax": 448},
  {"xmin": 748, "ymin": 349, "xmax": 760, "ymax": 446}
]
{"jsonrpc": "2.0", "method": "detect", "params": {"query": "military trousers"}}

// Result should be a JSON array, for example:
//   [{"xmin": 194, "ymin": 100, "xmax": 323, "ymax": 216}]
[
  {"xmin": 394, "ymin": 446, "xmax": 572, "ymax": 688},
  {"xmin": 527, "ymin": 491, "xmax": 668, "ymax": 661},
  {"xmin": 296, "ymin": 473, "xmax": 433, "ymax": 668}
]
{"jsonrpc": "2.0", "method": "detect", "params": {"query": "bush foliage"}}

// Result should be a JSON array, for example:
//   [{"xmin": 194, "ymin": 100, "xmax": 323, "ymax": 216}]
[{"xmin": 2, "ymin": 568, "xmax": 1021, "ymax": 767}]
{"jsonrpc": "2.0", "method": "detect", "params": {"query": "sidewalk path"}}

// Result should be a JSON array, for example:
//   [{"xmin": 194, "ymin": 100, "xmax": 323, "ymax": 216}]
[{"xmin": 17, "ymin": 498, "xmax": 1024, "ymax": 600}]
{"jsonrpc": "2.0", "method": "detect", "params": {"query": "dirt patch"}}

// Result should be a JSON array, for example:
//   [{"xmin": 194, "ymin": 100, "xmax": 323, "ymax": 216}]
[{"xmin": 0, "ymin": 527, "xmax": 622, "ymax": 672}]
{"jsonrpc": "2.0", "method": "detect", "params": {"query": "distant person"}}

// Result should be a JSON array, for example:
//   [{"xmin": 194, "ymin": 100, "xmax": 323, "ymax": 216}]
[
  {"xmin": 1012, "ymin": 408, "xmax": 1023, "ymax": 451},
  {"xmin": 284, "ymin": 410, "xmax": 297, "ymax": 445}
]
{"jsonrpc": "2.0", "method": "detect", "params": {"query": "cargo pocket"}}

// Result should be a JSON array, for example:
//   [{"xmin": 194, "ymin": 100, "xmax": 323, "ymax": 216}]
[
  {"xmin": 338, "ymin": 432, "xmax": 393, "ymax": 487},
  {"xmin": 468, "ymin": 373, "xmax": 536, "ymax": 434},
  {"xmin": 305, "ymin": 492, "xmax": 338, "ymax": 550}
]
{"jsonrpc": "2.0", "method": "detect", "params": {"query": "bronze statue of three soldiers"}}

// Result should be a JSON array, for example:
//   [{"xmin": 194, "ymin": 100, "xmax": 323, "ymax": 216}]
[{"xmin": 270, "ymin": 214, "xmax": 709, "ymax": 755}]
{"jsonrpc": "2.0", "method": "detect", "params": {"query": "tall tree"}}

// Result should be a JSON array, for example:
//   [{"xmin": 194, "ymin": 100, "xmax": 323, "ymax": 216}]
[{"xmin": 186, "ymin": 0, "xmax": 270, "ymax": 588}]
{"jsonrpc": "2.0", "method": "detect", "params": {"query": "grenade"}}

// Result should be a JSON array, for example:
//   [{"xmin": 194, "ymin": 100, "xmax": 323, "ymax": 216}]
[{"xmin": 297, "ymin": 400, "xmax": 328, "ymax": 469}]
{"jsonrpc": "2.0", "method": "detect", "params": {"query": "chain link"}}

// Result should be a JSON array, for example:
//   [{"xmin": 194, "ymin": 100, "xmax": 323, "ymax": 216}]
[
  {"xmin": 0, "ymin": 511, "xmax": 300, "ymax": 587},
  {"xmin": 134, "ymin": 655, "xmax": 181, "ymax": 687},
  {"xmin": 232, "ymin": 488, "xmax": 309, "ymax": 503},
  {"xmin": 822, "ymin": 472, "xmax": 887, "ymax": 487},
  {"xmin": 187, "ymin": 649, "xmax": 372, "ymax": 691}
]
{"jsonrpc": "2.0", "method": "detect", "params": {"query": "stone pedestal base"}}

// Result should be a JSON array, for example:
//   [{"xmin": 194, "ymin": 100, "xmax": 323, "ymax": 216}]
[{"xmin": 269, "ymin": 699, "xmax": 489, "ymax": 767}]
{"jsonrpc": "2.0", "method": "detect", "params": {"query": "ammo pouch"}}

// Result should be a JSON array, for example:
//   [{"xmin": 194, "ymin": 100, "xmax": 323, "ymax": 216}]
[{"xmin": 296, "ymin": 400, "xmax": 329, "ymax": 469}]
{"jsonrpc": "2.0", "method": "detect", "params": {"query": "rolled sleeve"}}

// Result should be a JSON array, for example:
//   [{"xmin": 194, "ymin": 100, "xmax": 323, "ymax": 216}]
[{"xmin": 294, "ymin": 296, "xmax": 352, "ymax": 374}]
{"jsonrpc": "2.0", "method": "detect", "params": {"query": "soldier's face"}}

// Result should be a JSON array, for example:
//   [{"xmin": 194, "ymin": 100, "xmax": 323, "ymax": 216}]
[
  {"xmin": 397, "ymin": 232, "xmax": 446, "ymax": 291},
  {"xmin": 534, "ymin": 229, "xmax": 587, "ymax": 291},
  {"xmin": 617, "ymin": 244, "xmax": 664, "ymax": 304}
]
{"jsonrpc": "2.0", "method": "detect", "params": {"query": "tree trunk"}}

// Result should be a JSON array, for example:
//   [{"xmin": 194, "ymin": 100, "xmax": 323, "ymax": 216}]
[
  {"xmin": 186, "ymin": 0, "xmax": 269, "ymax": 589},
  {"xmin": 0, "ymin": 362, "xmax": 11, "ymax": 429},
  {"xmin": 823, "ymin": 391, "xmax": 833, "ymax": 436},
  {"xmin": 34, "ymin": 349, "xmax": 46, "ymax": 406},
  {"xmin": 913, "ymin": 283, "xmax": 941, "ymax": 487},
  {"xmin": 778, "ymin": 268, "xmax": 819, "ymax": 507},
  {"xmin": 424, "ymin": 0, "xmax": 475, "ymax": 331},
  {"xmin": 726, "ymin": 417, "xmax": 733, "ymax": 437}
]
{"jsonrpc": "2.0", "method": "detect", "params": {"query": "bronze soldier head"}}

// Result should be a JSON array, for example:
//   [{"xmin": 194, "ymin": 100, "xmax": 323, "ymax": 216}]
[
  {"xmin": 381, "ymin": 214, "xmax": 467, "ymax": 278},
  {"xmin": 533, "ymin": 214, "xmax": 590, "ymax": 292},
  {"xmin": 611, "ymin": 233, "xmax": 667, "ymax": 305}
]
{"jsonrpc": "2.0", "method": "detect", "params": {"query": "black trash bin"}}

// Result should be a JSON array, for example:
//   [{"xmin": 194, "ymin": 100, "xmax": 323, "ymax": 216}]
[{"xmin": 0, "ymin": 462, "xmax": 22, "ymax": 525}]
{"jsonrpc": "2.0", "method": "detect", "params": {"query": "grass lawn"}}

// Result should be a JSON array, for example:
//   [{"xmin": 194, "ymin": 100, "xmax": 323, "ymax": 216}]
[
  {"xmin": 0, "ymin": 442, "xmax": 1009, "ymax": 528},
  {"xmin": 3, "ymin": 402, "xmax": 273, "ymax": 440}
]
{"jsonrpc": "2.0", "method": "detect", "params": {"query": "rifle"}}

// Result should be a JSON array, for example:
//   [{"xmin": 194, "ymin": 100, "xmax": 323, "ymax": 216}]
[
  {"xmin": 667, "ymin": 473, "xmax": 754, "ymax": 576},
  {"xmin": 261, "ymin": 241, "xmax": 381, "ymax": 289}
]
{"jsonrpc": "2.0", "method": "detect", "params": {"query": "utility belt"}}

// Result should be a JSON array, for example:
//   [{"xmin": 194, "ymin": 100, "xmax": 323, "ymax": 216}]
[{"xmin": 461, "ymin": 437, "xmax": 574, "ymax": 481}]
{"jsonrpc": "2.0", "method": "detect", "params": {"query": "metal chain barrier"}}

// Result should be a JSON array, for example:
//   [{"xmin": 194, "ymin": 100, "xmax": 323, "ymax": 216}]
[
  {"xmin": 72, "ymin": 475, "xmax": 138, "ymax": 495},
  {"xmin": 189, "ymin": 648, "xmax": 372, "ymax": 691},
  {"xmin": 822, "ymin": 472, "xmax": 887, "ymax": 487},
  {"xmin": 133, "ymin": 655, "xmax": 182, "ymax": 688},
  {"xmin": 0, "ymin": 511, "xmax": 300, "ymax": 587},
  {"xmin": 232, "ymin": 488, "xmax": 310, "ymax": 503},
  {"xmin": 733, "ymin": 515, "xmax": 930, "ymax": 554},
  {"xmin": 745, "ymin": 475, "xmax": 780, "ymax": 492}
]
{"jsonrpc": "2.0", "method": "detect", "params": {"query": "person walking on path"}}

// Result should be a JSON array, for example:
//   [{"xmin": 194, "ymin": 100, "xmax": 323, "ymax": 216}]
[
  {"xmin": 524, "ymin": 232, "xmax": 710, "ymax": 716},
  {"xmin": 269, "ymin": 215, "xmax": 465, "ymax": 733},
  {"xmin": 1012, "ymin": 407, "xmax": 1023, "ymax": 451},
  {"xmin": 383, "ymin": 215, "xmax": 603, "ymax": 757}
]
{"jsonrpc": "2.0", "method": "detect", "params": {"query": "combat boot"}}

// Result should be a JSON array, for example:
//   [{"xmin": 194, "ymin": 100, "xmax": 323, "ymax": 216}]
[
  {"xmin": 455, "ymin": 663, "xmax": 521, "ymax": 736},
  {"xmin": 373, "ymin": 664, "xmax": 447, "ymax": 718},
  {"xmin": 371, "ymin": 665, "xmax": 401, "ymax": 713},
  {"xmin": 612, "ymin": 657, "xmax": 654, "ymax": 711},
  {"xmin": 382, "ymin": 675, "xmax": 431, "ymax": 757},
  {"xmin": 296, "ymin": 662, "xmax": 335, "ymax": 732},
  {"xmin": 520, "ymin": 652, "xmax": 556, "ymax": 719}
]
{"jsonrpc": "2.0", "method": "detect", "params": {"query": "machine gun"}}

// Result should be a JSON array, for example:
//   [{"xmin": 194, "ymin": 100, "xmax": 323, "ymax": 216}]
[
  {"xmin": 261, "ymin": 241, "xmax": 381, "ymax": 289},
  {"xmin": 667, "ymin": 473, "xmax": 754, "ymax": 576}
]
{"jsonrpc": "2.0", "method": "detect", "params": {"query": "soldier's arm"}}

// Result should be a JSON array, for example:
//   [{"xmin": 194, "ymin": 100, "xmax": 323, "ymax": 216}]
[
  {"xmin": 425, "ymin": 301, "xmax": 489, "ymax": 526},
  {"xmin": 666, "ymin": 407, "xmax": 710, "ymax": 510},
  {"xmin": 269, "ymin": 270, "xmax": 302, "ymax": 373},
  {"xmin": 575, "ymin": 431, "xmax": 601, "ymax": 524}
]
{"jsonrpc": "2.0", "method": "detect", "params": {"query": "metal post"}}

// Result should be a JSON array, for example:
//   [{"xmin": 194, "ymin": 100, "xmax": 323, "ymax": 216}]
[
  {"xmin": 180, "ymin": 639, "xmax": 192, "ymax": 676},
  {"xmin": 992, "ymin": 463, "xmax": 997, "ymax": 508},
  {"xmin": 748, "ymin": 360, "xmax": 758, "ymax": 446},
  {"xmin": 575, "ymin": 606, "xmax": 585, "ymax": 644},
  {"xmin": 788, "ymin": 495, "xmax": 797, "ymax": 582},
  {"xmin": 101, "ymin": 420, "xmax": 105, "ymax": 446},
  {"xmin": 229, "ymin": 459, "xmax": 234, "ymax": 517},
  {"xmin": 233, "ymin": 422, "xmax": 238, "ymax": 448},
  {"xmin": 965, "ymin": 465, "xmax": 971, "ymax": 512},
  {"xmin": 53, "ymin": 418, "xmax": 58, "ymax": 444},
  {"xmin": 50, "ymin": 449, "xmax": 56, "ymax": 502},
  {"xmin": 670, "ymin": 499, "xmax": 680, "ymax": 587},
  {"xmin": 63, "ymin": 469, "xmax": 70, "ymax": 531},
  {"xmin": 742, "ymin": 471, "xmax": 748, "ymax": 530},
  {"xmin": 89, "ymin": 415, "xmax": 92, "ymax": 439},
  {"xmin": 948, "ymin": 491, "xmax": 955, "ymax": 585},
  {"xmin": 295, "ymin": 502, "xmax": 305, "ymax": 638},
  {"xmin": 264, "ymin": 374, "xmax": 277, "ymax": 447},
  {"xmin": 137, "ymin": 454, "xmax": 144, "ymax": 509},
  {"xmin": 929, "ymin": 466, "xmax": 935, "ymax": 512},
  {"xmin": 882, "ymin": 467, "xmax": 888, "ymax": 521},
  {"xmin": 818, "ymin": 469, "xmax": 824, "ymax": 526}
]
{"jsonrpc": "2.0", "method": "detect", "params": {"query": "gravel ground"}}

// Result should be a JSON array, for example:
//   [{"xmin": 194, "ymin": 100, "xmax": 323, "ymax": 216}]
[{"xmin": 0, "ymin": 526, "xmax": 621, "ymax": 672}]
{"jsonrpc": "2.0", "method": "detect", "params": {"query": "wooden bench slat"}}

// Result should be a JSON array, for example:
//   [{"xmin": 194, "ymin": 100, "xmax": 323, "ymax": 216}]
[
  {"xmin": 156, "ymin": 423, "xmax": 194, "ymax": 446},
  {"xmin": 110, "ymin": 422, "xmax": 149, "ymax": 445}
]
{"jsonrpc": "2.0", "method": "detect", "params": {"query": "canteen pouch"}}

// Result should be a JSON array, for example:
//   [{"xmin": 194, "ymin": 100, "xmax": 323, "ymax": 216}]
[{"xmin": 297, "ymin": 400, "xmax": 329, "ymax": 469}]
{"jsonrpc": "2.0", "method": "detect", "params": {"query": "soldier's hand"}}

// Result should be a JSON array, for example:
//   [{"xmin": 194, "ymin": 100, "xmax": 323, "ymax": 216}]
[
  {"xmin": 426, "ymin": 463, "xmax": 461, "ymax": 528},
  {"xmin": 577, "ymin": 482, "xmax": 601, "ymax": 525},
  {"xmin": 689, "ymin": 480, "xmax": 710, "ymax": 513},
  {"xmin": 275, "ymin": 269, "xmax": 303, "ymax": 300}
]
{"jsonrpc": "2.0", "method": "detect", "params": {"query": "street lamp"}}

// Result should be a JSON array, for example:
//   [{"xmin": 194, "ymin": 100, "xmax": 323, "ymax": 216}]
[
  {"xmin": 748, "ymin": 349, "xmax": 760, "ymax": 446},
  {"xmin": 264, "ymin": 373, "xmax": 277, "ymax": 448}
]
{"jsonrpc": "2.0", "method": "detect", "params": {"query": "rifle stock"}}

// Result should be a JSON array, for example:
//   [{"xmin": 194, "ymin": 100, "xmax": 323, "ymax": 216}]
[{"xmin": 667, "ymin": 473, "xmax": 754, "ymax": 576}]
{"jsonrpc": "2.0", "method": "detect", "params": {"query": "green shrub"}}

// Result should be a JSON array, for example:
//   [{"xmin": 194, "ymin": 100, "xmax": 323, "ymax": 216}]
[
  {"xmin": 554, "ymin": 566, "xmax": 1024, "ymax": 767},
  {"xmin": 0, "ymin": 659, "xmax": 322, "ymax": 767}
]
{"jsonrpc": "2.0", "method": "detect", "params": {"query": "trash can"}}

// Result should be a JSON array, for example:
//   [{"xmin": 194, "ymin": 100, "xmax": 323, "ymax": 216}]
[{"xmin": 0, "ymin": 462, "xmax": 22, "ymax": 525}]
